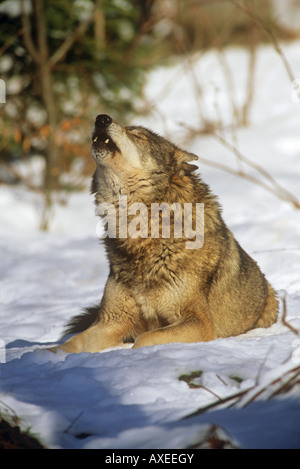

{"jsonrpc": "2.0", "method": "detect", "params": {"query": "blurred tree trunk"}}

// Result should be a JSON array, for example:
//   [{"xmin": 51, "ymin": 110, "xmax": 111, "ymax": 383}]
[
  {"xmin": 20, "ymin": 0, "xmax": 58, "ymax": 229},
  {"xmin": 94, "ymin": 0, "xmax": 106, "ymax": 51},
  {"xmin": 39, "ymin": 63, "xmax": 57, "ymax": 230},
  {"xmin": 20, "ymin": 0, "xmax": 93, "ymax": 229},
  {"xmin": 35, "ymin": 0, "xmax": 58, "ymax": 229}
]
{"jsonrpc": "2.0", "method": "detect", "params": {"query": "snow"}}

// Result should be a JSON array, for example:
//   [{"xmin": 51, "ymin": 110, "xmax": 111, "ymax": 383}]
[{"xmin": 1, "ymin": 40, "xmax": 300, "ymax": 449}]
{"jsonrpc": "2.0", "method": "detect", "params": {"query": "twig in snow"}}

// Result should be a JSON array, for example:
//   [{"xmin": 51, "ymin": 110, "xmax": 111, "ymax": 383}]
[
  {"xmin": 63, "ymin": 411, "xmax": 84, "ymax": 434},
  {"xmin": 254, "ymin": 345, "xmax": 274, "ymax": 387},
  {"xmin": 182, "ymin": 362, "xmax": 300, "ymax": 420},
  {"xmin": 281, "ymin": 293, "xmax": 299, "ymax": 336}
]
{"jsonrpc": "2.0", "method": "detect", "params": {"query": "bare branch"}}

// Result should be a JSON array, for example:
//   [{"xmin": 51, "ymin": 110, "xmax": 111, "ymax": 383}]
[
  {"xmin": 214, "ymin": 132, "xmax": 300, "ymax": 209},
  {"xmin": 241, "ymin": 24, "xmax": 258, "ymax": 126},
  {"xmin": 197, "ymin": 153, "xmax": 292, "ymax": 204},
  {"xmin": 231, "ymin": 0, "xmax": 296, "ymax": 84},
  {"xmin": 0, "ymin": 160, "xmax": 44, "ymax": 193},
  {"xmin": 0, "ymin": 28, "xmax": 24, "ymax": 57},
  {"xmin": 48, "ymin": 16, "xmax": 93, "ymax": 69},
  {"xmin": 34, "ymin": 0, "xmax": 49, "ymax": 62},
  {"xmin": 122, "ymin": 8, "xmax": 165, "ymax": 65},
  {"xmin": 20, "ymin": 0, "xmax": 41, "ymax": 65},
  {"xmin": 281, "ymin": 292, "xmax": 299, "ymax": 336},
  {"xmin": 180, "ymin": 123, "xmax": 300, "ymax": 210},
  {"xmin": 94, "ymin": 0, "xmax": 106, "ymax": 50}
]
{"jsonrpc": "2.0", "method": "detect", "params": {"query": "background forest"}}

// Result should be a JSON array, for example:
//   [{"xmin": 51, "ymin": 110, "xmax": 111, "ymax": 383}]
[{"xmin": 1, "ymin": 0, "xmax": 298, "ymax": 228}]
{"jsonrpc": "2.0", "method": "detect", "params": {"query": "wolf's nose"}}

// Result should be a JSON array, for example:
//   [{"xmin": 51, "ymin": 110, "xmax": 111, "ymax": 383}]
[{"xmin": 95, "ymin": 114, "xmax": 112, "ymax": 128}]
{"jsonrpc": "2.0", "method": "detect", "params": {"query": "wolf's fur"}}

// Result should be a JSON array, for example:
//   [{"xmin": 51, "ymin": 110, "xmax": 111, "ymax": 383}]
[{"xmin": 55, "ymin": 115, "xmax": 278, "ymax": 353}]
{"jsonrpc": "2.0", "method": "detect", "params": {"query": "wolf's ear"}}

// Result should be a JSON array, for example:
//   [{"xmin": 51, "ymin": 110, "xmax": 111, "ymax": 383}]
[
  {"xmin": 175, "ymin": 149, "xmax": 199, "ymax": 163},
  {"xmin": 181, "ymin": 162, "xmax": 199, "ymax": 173},
  {"xmin": 185, "ymin": 151, "xmax": 199, "ymax": 163},
  {"xmin": 175, "ymin": 149, "xmax": 199, "ymax": 173}
]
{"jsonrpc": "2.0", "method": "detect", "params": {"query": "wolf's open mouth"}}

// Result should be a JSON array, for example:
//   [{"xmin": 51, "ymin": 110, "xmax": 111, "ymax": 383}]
[{"xmin": 92, "ymin": 130, "xmax": 120, "ymax": 153}]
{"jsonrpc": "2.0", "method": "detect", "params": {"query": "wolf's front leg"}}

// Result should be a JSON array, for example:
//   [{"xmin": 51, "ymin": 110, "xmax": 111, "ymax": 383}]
[
  {"xmin": 132, "ymin": 314, "xmax": 215, "ymax": 348},
  {"xmin": 50, "ymin": 276, "xmax": 143, "ymax": 353},
  {"xmin": 53, "ymin": 322, "xmax": 128, "ymax": 353}
]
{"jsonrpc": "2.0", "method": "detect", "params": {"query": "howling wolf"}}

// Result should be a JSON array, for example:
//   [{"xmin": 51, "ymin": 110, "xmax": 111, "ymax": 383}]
[{"xmin": 53, "ymin": 114, "xmax": 278, "ymax": 353}]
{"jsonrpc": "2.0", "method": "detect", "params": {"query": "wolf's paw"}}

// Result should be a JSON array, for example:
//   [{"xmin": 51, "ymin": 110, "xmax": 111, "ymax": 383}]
[{"xmin": 45, "ymin": 343, "xmax": 72, "ymax": 354}]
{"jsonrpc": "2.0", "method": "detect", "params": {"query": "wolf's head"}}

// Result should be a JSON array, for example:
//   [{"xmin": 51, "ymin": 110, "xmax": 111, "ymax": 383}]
[{"xmin": 91, "ymin": 115, "xmax": 199, "ymax": 202}]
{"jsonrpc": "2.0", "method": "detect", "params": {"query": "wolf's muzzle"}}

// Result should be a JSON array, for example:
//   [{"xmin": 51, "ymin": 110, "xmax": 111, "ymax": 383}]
[{"xmin": 92, "ymin": 114, "xmax": 120, "ymax": 158}]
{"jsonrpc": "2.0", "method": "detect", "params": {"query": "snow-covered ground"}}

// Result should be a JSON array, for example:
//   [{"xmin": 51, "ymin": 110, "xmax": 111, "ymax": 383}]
[{"xmin": 1, "ymin": 41, "xmax": 300, "ymax": 449}]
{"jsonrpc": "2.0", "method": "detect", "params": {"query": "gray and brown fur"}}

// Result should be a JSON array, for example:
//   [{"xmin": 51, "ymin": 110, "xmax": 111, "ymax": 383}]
[{"xmin": 54, "ymin": 115, "xmax": 278, "ymax": 353}]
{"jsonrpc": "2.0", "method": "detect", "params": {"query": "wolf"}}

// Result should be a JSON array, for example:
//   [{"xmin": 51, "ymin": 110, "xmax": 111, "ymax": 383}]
[{"xmin": 54, "ymin": 114, "xmax": 278, "ymax": 353}]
